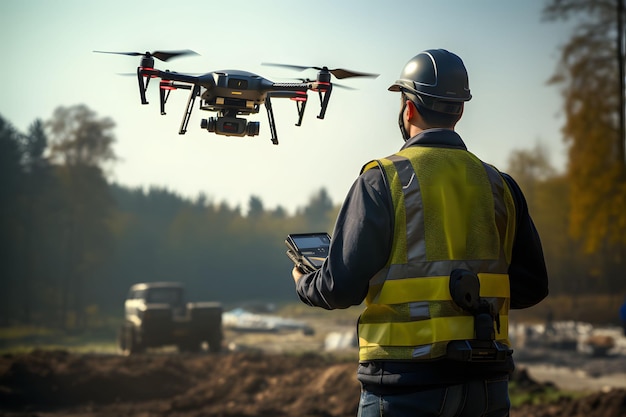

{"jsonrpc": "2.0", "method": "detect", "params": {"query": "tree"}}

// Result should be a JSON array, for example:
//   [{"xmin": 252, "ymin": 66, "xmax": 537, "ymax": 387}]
[
  {"xmin": 544, "ymin": 0, "xmax": 626, "ymax": 294},
  {"xmin": 505, "ymin": 146, "xmax": 576, "ymax": 295},
  {"xmin": 17, "ymin": 120, "xmax": 53, "ymax": 323},
  {"xmin": 248, "ymin": 195, "xmax": 265, "ymax": 219},
  {"xmin": 300, "ymin": 188, "xmax": 335, "ymax": 232},
  {"xmin": 47, "ymin": 104, "xmax": 117, "ymax": 168},
  {"xmin": 0, "ymin": 116, "xmax": 24, "ymax": 325},
  {"xmin": 0, "ymin": 116, "xmax": 22, "ymax": 203},
  {"xmin": 506, "ymin": 142, "xmax": 556, "ymax": 204},
  {"xmin": 21, "ymin": 120, "xmax": 48, "ymax": 172},
  {"xmin": 46, "ymin": 105, "xmax": 117, "ymax": 330}
]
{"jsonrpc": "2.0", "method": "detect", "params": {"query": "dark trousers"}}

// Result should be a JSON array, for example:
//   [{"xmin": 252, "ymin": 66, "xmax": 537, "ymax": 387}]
[{"xmin": 357, "ymin": 376, "xmax": 510, "ymax": 417}]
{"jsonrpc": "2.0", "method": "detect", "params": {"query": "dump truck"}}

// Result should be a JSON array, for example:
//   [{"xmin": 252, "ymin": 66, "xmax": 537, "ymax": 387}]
[{"xmin": 119, "ymin": 282, "xmax": 223, "ymax": 355}]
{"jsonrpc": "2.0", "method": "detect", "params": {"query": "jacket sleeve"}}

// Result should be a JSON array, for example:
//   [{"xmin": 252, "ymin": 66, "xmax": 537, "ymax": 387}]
[
  {"xmin": 501, "ymin": 172, "xmax": 549, "ymax": 309},
  {"xmin": 295, "ymin": 168, "xmax": 393, "ymax": 310}
]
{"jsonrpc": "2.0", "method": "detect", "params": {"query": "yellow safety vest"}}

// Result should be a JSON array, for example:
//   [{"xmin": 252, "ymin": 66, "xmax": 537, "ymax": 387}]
[{"xmin": 358, "ymin": 146, "xmax": 516, "ymax": 361}]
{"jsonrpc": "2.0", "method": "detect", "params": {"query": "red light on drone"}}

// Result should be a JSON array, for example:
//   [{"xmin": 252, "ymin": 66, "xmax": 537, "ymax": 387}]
[
  {"xmin": 160, "ymin": 81, "xmax": 176, "ymax": 90},
  {"xmin": 140, "ymin": 67, "xmax": 158, "ymax": 78},
  {"xmin": 223, "ymin": 122, "xmax": 238, "ymax": 132},
  {"xmin": 290, "ymin": 91, "xmax": 307, "ymax": 102}
]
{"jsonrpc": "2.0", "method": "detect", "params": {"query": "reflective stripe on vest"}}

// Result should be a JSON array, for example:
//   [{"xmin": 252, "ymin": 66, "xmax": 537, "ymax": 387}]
[{"xmin": 358, "ymin": 146, "xmax": 516, "ymax": 361}]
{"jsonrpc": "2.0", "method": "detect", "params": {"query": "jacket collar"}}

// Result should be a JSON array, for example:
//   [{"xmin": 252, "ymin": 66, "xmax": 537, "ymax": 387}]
[{"xmin": 401, "ymin": 128, "xmax": 467, "ymax": 151}]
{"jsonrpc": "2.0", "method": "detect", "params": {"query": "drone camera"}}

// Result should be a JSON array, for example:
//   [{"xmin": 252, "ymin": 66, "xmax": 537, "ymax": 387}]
[
  {"xmin": 246, "ymin": 121, "xmax": 260, "ymax": 136},
  {"xmin": 201, "ymin": 117, "xmax": 260, "ymax": 137},
  {"xmin": 200, "ymin": 118, "xmax": 216, "ymax": 132}
]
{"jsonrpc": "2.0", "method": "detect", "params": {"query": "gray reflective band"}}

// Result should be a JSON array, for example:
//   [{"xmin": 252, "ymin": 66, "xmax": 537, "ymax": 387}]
[
  {"xmin": 411, "ymin": 345, "xmax": 432, "ymax": 359},
  {"xmin": 481, "ymin": 163, "xmax": 510, "ymax": 261},
  {"xmin": 388, "ymin": 155, "xmax": 425, "ymax": 264},
  {"xmin": 385, "ymin": 258, "xmax": 509, "ymax": 280},
  {"xmin": 408, "ymin": 301, "xmax": 430, "ymax": 320}
]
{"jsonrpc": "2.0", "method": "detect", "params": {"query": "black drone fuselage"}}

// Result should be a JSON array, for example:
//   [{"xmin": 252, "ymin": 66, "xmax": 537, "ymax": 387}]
[
  {"xmin": 199, "ymin": 69, "xmax": 274, "ymax": 115},
  {"xmin": 142, "ymin": 67, "xmax": 325, "ymax": 144}
]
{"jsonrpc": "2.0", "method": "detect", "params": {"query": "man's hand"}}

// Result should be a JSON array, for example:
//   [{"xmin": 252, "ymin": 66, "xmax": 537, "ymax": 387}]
[{"xmin": 292, "ymin": 266, "xmax": 304, "ymax": 284}]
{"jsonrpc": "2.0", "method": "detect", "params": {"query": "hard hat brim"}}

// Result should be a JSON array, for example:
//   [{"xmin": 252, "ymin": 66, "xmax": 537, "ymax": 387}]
[{"xmin": 388, "ymin": 80, "xmax": 411, "ymax": 92}]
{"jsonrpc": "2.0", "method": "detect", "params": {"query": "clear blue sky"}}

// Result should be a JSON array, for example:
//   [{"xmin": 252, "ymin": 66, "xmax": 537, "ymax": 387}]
[{"xmin": 1, "ymin": 0, "xmax": 574, "ymax": 213}]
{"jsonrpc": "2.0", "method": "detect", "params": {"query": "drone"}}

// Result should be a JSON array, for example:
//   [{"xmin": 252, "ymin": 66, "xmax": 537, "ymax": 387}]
[{"xmin": 94, "ymin": 49, "xmax": 379, "ymax": 144}]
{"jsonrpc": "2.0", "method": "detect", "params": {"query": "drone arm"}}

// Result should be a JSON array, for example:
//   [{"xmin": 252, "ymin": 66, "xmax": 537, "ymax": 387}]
[
  {"xmin": 155, "ymin": 70, "xmax": 200, "ymax": 84},
  {"xmin": 267, "ymin": 90, "xmax": 308, "ymax": 127},
  {"xmin": 137, "ymin": 66, "xmax": 199, "ymax": 103},
  {"xmin": 269, "ymin": 83, "xmax": 311, "ymax": 127},
  {"xmin": 271, "ymin": 82, "xmax": 332, "ymax": 120}
]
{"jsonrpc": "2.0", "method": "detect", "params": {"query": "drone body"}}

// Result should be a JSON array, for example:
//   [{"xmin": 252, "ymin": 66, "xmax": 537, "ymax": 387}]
[{"xmin": 95, "ymin": 49, "xmax": 378, "ymax": 144}]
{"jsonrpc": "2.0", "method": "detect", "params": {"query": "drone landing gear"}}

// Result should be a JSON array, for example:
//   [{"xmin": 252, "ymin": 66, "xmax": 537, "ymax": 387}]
[
  {"xmin": 179, "ymin": 85, "xmax": 201, "ymax": 134},
  {"xmin": 264, "ymin": 96, "xmax": 279, "ymax": 145},
  {"xmin": 137, "ymin": 67, "xmax": 155, "ymax": 105},
  {"xmin": 293, "ymin": 91, "xmax": 307, "ymax": 127},
  {"xmin": 315, "ymin": 82, "xmax": 332, "ymax": 120}
]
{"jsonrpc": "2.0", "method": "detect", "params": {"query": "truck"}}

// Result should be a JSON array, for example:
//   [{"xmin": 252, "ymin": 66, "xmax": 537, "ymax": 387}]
[{"xmin": 119, "ymin": 282, "xmax": 223, "ymax": 355}]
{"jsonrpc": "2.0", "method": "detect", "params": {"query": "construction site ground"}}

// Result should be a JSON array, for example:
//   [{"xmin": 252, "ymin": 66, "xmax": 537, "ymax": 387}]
[{"xmin": 1, "ymin": 319, "xmax": 626, "ymax": 417}]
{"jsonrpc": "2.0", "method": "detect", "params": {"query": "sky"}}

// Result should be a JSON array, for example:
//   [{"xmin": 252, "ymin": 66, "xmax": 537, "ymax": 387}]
[{"xmin": 1, "ymin": 0, "xmax": 575, "ymax": 214}]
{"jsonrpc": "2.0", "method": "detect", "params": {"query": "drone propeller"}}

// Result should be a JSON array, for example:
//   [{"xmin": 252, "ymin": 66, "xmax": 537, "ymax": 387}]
[
  {"xmin": 291, "ymin": 77, "xmax": 356, "ymax": 90},
  {"xmin": 94, "ymin": 49, "xmax": 198, "ymax": 62},
  {"xmin": 262, "ymin": 63, "xmax": 379, "ymax": 80},
  {"xmin": 116, "ymin": 70, "xmax": 204, "ymax": 77}
]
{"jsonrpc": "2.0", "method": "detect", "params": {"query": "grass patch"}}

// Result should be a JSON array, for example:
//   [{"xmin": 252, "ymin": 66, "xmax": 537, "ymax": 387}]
[
  {"xmin": 0, "ymin": 325, "xmax": 58, "ymax": 340},
  {"xmin": 509, "ymin": 382, "xmax": 580, "ymax": 408},
  {"xmin": 0, "ymin": 321, "xmax": 119, "ymax": 355},
  {"xmin": 0, "ymin": 341, "xmax": 119, "ymax": 355}
]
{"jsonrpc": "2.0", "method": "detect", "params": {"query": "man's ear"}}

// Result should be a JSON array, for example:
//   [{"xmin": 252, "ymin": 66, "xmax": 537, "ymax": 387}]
[{"xmin": 405, "ymin": 99, "xmax": 417, "ymax": 121}]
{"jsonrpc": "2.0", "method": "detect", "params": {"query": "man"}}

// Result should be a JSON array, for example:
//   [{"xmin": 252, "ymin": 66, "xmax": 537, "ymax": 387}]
[{"xmin": 292, "ymin": 49, "xmax": 548, "ymax": 417}]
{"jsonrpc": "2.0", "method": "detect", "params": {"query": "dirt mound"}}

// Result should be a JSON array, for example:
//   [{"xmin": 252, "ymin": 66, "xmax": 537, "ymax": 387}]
[
  {"xmin": 167, "ymin": 352, "xmax": 358, "ymax": 417},
  {"xmin": 0, "ymin": 350, "xmax": 359, "ymax": 417},
  {"xmin": 0, "ymin": 349, "xmax": 194, "ymax": 406},
  {"xmin": 1, "ymin": 350, "xmax": 625, "ymax": 417}
]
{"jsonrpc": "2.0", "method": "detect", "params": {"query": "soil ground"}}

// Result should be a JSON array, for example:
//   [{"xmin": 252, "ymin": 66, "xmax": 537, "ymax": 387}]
[{"xmin": 1, "ymin": 324, "xmax": 626, "ymax": 416}]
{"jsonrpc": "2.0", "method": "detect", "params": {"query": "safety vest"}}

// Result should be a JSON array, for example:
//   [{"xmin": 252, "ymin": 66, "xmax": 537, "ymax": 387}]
[{"xmin": 358, "ymin": 146, "xmax": 516, "ymax": 361}]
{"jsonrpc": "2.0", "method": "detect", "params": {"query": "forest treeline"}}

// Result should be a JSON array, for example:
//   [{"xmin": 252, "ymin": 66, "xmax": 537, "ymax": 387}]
[
  {"xmin": 0, "ymin": 107, "xmax": 340, "ymax": 329},
  {"xmin": 1, "ymin": 0, "xmax": 625, "ymax": 331}
]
